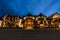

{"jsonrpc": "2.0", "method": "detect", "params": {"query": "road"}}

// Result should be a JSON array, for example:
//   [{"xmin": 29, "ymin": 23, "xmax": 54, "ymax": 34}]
[{"xmin": 0, "ymin": 29, "xmax": 60, "ymax": 40}]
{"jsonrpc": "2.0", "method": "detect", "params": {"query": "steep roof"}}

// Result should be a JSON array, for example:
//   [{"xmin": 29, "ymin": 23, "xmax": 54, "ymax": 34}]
[
  {"xmin": 13, "ymin": 14, "xmax": 18, "ymax": 17},
  {"xmin": 48, "ymin": 12, "xmax": 60, "ymax": 18},
  {"xmin": 26, "ymin": 13, "xmax": 32, "ymax": 16},
  {"xmin": 38, "ymin": 13, "xmax": 46, "ymax": 17}
]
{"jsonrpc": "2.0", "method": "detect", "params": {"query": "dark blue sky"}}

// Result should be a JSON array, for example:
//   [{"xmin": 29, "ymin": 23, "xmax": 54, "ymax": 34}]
[{"xmin": 0, "ymin": 0, "xmax": 60, "ymax": 17}]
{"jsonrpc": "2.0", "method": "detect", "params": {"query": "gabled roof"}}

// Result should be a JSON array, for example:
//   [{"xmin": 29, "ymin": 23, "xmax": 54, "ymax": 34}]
[
  {"xmin": 4, "ymin": 14, "xmax": 10, "ymax": 16},
  {"xmin": 38, "ymin": 13, "xmax": 46, "ymax": 17},
  {"xmin": 48, "ymin": 12, "xmax": 60, "ymax": 18},
  {"xmin": 13, "ymin": 14, "xmax": 18, "ymax": 17},
  {"xmin": 3, "ymin": 14, "xmax": 11, "ymax": 18},
  {"xmin": 23, "ymin": 13, "xmax": 33, "ymax": 18},
  {"xmin": 26, "ymin": 13, "xmax": 32, "ymax": 16}
]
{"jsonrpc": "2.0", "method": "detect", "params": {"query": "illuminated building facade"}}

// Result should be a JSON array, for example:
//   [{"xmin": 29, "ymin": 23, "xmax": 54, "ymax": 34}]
[
  {"xmin": 48, "ymin": 12, "xmax": 60, "ymax": 28},
  {"xmin": 3, "ymin": 14, "xmax": 11, "ymax": 28},
  {"xmin": 23, "ymin": 13, "xmax": 35, "ymax": 29},
  {"xmin": 36, "ymin": 13, "xmax": 48, "ymax": 28},
  {"xmin": 0, "ymin": 13, "xmax": 60, "ymax": 29},
  {"xmin": 0, "ymin": 18, "xmax": 3, "ymax": 27}
]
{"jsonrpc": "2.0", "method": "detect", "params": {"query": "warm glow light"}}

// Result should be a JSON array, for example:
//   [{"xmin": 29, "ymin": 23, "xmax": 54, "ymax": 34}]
[
  {"xmin": 0, "ymin": 21, "xmax": 2, "ymax": 27},
  {"xmin": 59, "ymin": 25, "xmax": 60, "ymax": 28}
]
